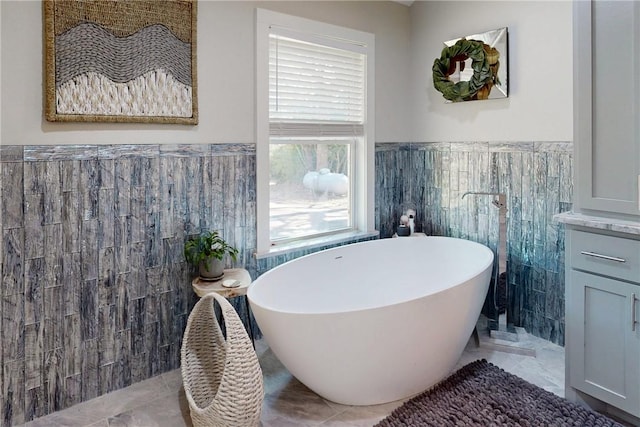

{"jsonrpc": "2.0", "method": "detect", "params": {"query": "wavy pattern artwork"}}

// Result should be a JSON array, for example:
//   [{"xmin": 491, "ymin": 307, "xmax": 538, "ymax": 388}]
[
  {"xmin": 56, "ymin": 71, "xmax": 192, "ymax": 117},
  {"xmin": 44, "ymin": 0, "xmax": 197, "ymax": 123},
  {"xmin": 56, "ymin": 23, "xmax": 192, "ymax": 88}
]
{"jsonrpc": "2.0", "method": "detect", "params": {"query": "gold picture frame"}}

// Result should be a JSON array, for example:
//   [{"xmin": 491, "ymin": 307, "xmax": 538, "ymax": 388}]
[{"xmin": 44, "ymin": 0, "xmax": 198, "ymax": 124}]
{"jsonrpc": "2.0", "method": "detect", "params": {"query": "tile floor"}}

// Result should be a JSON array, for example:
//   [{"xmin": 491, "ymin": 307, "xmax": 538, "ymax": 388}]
[{"xmin": 22, "ymin": 322, "xmax": 567, "ymax": 427}]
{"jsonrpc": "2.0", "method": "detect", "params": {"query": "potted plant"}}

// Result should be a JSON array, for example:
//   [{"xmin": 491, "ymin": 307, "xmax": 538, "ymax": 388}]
[{"xmin": 184, "ymin": 230, "xmax": 239, "ymax": 281}]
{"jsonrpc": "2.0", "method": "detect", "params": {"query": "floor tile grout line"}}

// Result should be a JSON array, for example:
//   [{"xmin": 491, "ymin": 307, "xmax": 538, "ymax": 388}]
[
  {"xmin": 84, "ymin": 417, "xmax": 109, "ymax": 427},
  {"xmin": 314, "ymin": 404, "xmax": 354, "ymax": 426},
  {"xmin": 97, "ymin": 382, "xmax": 182, "ymax": 425}
]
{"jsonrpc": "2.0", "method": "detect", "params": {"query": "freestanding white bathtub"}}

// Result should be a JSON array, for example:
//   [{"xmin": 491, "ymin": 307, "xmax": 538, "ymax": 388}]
[{"xmin": 248, "ymin": 236, "xmax": 494, "ymax": 405}]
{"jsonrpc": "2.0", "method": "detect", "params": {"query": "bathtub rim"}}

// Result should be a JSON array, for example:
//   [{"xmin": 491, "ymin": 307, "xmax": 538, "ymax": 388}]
[{"xmin": 248, "ymin": 236, "xmax": 495, "ymax": 316}]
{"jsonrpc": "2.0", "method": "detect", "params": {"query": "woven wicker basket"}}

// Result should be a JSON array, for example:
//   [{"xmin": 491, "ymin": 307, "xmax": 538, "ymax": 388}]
[{"xmin": 181, "ymin": 293, "xmax": 264, "ymax": 427}]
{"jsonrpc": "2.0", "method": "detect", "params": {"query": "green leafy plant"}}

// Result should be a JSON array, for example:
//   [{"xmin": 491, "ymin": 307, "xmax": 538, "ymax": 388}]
[{"xmin": 184, "ymin": 231, "xmax": 239, "ymax": 270}]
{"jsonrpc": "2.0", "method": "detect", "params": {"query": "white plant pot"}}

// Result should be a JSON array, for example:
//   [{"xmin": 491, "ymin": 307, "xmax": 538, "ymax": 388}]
[{"xmin": 199, "ymin": 257, "xmax": 224, "ymax": 280}]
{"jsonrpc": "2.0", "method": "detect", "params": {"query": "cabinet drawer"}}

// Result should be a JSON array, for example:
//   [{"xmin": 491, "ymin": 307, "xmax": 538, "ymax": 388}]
[{"xmin": 569, "ymin": 230, "xmax": 640, "ymax": 283}]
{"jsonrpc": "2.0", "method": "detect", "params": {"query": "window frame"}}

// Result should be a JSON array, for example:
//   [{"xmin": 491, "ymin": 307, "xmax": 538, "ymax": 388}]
[{"xmin": 255, "ymin": 8, "xmax": 376, "ymax": 257}]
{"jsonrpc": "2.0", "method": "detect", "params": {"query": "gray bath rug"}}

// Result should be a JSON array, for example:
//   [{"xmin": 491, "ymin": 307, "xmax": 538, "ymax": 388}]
[{"xmin": 376, "ymin": 359, "xmax": 622, "ymax": 426}]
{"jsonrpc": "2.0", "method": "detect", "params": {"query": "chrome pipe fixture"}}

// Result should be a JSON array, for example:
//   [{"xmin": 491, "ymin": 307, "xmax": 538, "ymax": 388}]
[{"xmin": 461, "ymin": 191, "xmax": 512, "ymax": 335}]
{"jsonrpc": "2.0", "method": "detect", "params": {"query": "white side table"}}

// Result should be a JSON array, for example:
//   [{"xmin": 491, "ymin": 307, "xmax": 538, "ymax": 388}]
[{"xmin": 191, "ymin": 268, "xmax": 255, "ymax": 346}]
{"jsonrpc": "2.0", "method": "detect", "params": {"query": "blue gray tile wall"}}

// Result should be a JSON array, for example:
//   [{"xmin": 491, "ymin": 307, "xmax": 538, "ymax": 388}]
[
  {"xmin": 0, "ymin": 144, "xmax": 258, "ymax": 426},
  {"xmin": 375, "ymin": 141, "xmax": 572, "ymax": 346}
]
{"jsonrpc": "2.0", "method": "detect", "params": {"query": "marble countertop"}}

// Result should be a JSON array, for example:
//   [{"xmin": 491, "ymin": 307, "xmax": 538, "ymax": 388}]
[{"xmin": 554, "ymin": 211, "xmax": 640, "ymax": 236}]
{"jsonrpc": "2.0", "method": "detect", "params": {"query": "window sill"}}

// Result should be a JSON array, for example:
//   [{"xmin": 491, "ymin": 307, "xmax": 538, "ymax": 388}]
[{"xmin": 254, "ymin": 230, "xmax": 379, "ymax": 260}]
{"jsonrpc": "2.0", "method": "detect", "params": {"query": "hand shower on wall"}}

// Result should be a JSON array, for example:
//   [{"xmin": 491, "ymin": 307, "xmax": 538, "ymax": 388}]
[{"xmin": 461, "ymin": 191, "xmax": 517, "ymax": 340}]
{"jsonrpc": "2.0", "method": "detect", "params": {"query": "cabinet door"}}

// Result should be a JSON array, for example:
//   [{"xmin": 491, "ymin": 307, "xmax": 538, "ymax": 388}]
[
  {"xmin": 569, "ymin": 270, "xmax": 640, "ymax": 416},
  {"xmin": 574, "ymin": 1, "xmax": 640, "ymax": 216}
]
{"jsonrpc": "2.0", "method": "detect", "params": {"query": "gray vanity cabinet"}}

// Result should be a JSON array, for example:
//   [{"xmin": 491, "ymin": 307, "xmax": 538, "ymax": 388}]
[
  {"xmin": 568, "ymin": 271, "xmax": 640, "ymax": 417},
  {"xmin": 574, "ymin": 0, "xmax": 640, "ymax": 217},
  {"xmin": 566, "ymin": 229, "xmax": 640, "ymax": 418}
]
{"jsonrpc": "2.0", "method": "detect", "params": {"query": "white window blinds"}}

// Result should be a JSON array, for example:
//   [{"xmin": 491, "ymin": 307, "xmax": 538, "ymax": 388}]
[{"xmin": 269, "ymin": 33, "xmax": 365, "ymax": 127}]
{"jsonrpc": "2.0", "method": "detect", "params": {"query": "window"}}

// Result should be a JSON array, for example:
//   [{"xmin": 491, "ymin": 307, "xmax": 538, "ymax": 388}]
[{"xmin": 256, "ymin": 9, "xmax": 375, "ymax": 256}]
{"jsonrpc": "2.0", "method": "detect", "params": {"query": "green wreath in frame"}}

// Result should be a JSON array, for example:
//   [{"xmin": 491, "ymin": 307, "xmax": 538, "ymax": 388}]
[{"xmin": 432, "ymin": 38, "xmax": 493, "ymax": 102}]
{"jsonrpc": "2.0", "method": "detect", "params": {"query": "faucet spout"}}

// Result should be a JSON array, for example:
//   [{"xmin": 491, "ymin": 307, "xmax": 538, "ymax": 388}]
[
  {"xmin": 461, "ymin": 191, "xmax": 500, "ymax": 199},
  {"xmin": 462, "ymin": 191, "xmax": 507, "ymax": 211}
]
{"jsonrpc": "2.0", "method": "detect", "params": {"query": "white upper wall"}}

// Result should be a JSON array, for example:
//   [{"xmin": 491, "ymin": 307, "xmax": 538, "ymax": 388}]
[
  {"xmin": 0, "ymin": 1, "xmax": 572, "ymax": 146},
  {"xmin": 409, "ymin": 1, "xmax": 573, "ymax": 142},
  {"xmin": 0, "ymin": 1, "xmax": 411, "ymax": 145}
]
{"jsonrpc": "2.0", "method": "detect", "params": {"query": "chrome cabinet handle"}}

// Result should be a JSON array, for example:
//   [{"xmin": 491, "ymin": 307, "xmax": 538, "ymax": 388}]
[
  {"xmin": 580, "ymin": 251, "xmax": 626, "ymax": 263},
  {"xmin": 633, "ymin": 293, "xmax": 637, "ymax": 332}
]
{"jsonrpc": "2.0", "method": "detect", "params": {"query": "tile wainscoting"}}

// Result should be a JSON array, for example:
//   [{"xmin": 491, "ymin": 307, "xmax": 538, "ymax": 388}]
[
  {"xmin": 0, "ymin": 144, "xmax": 258, "ymax": 426},
  {"xmin": 0, "ymin": 141, "xmax": 571, "ymax": 424},
  {"xmin": 375, "ymin": 141, "xmax": 572, "ymax": 347}
]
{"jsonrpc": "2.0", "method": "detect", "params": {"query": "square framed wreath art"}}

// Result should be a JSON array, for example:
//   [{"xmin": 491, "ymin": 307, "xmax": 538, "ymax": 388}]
[
  {"xmin": 43, "ymin": 0, "xmax": 198, "ymax": 124},
  {"xmin": 432, "ymin": 27, "xmax": 508, "ymax": 103}
]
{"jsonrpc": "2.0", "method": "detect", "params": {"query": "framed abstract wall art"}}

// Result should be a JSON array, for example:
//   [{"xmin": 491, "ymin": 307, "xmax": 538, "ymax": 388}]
[
  {"xmin": 44, "ymin": 0, "xmax": 198, "ymax": 124},
  {"xmin": 432, "ymin": 27, "xmax": 508, "ymax": 103}
]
